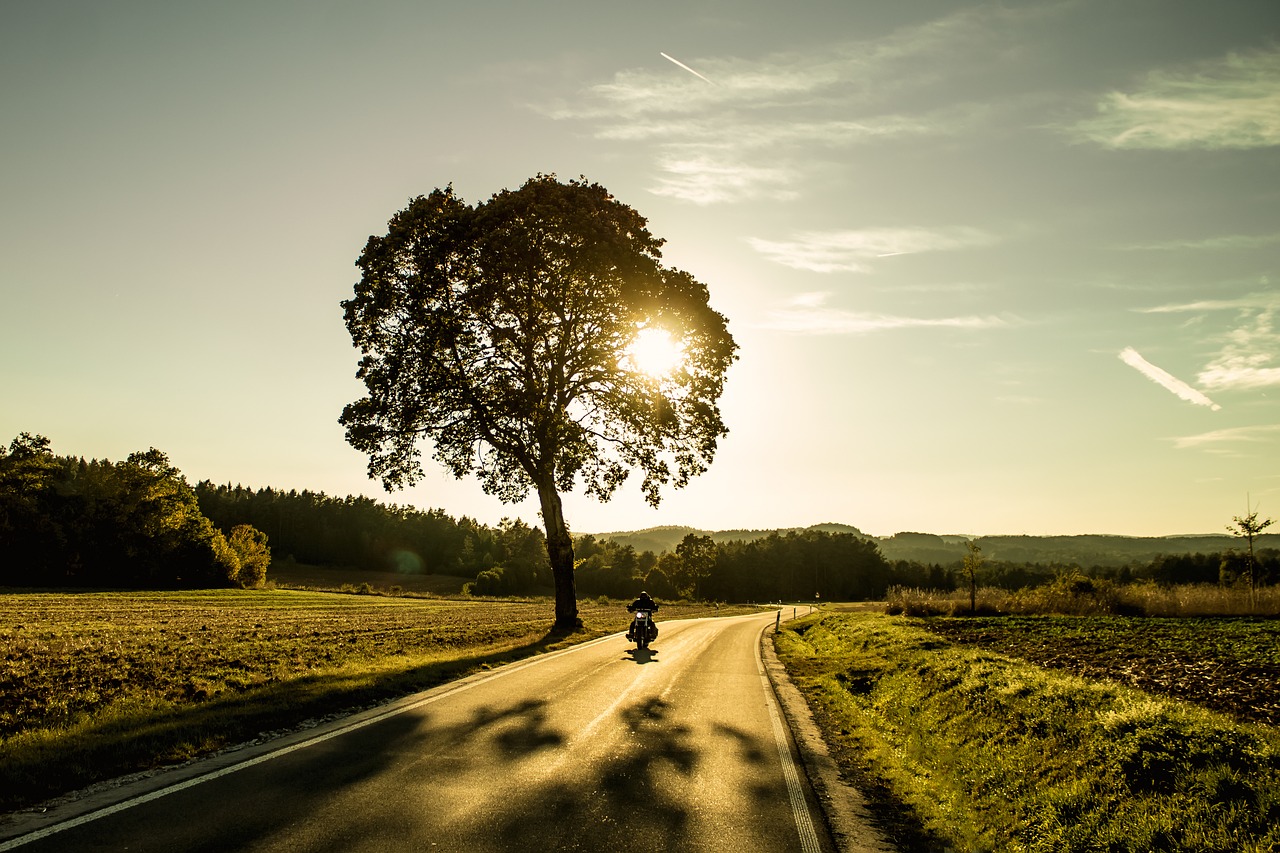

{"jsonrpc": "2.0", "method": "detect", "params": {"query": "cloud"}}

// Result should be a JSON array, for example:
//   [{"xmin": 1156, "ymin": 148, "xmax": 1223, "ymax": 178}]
[
  {"xmin": 1198, "ymin": 307, "xmax": 1280, "ymax": 391},
  {"xmin": 542, "ymin": 6, "xmax": 1033, "ymax": 203},
  {"xmin": 1070, "ymin": 49, "xmax": 1280, "ymax": 150},
  {"xmin": 760, "ymin": 292, "xmax": 1008, "ymax": 335},
  {"xmin": 1120, "ymin": 232, "xmax": 1280, "ymax": 251},
  {"xmin": 1172, "ymin": 424, "xmax": 1280, "ymax": 450},
  {"xmin": 1200, "ymin": 361, "xmax": 1280, "ymax": 391},
  {"xmin": 1134, "ymin": 293, "xmax": 1280, "ymax": 392},
  {"xmin": 595, "ymin": 112, "xmax": 967, "ymax": 146},
  {"xmin": 748, "ymin": 227, "xmax": 997, "ymax": 272},
  {"xmin": 1138, "ymin": 292, "xmax": 1279, "ymax": 314},
  {"xmin": 648, "ymin": 155, "xmax": 800, "ymax": 205},
  {"xmin": 1118, "ymin": 347, "xmax": 1221, "ymax": 410}
]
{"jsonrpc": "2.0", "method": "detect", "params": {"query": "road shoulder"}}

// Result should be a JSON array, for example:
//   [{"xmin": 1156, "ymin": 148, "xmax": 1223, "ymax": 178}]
[{"xmin": 762, "ymin": 614, "xmax": 897, "ymax": 853}]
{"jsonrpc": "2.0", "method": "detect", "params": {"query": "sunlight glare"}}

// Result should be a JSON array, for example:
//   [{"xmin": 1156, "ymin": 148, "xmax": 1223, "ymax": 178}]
[{"xmin": 625, "ymin": 327, "xmax": 685, "ymax": 378}]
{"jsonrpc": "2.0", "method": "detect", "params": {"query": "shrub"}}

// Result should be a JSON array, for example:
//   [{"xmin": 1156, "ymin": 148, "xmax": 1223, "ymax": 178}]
[
  {"xmin": 227, "ymin": 524, "xmax": 271, "ymax": 588},
  {"xmin": 886, "ymin": 585, "xmax": 1011, "ymax": 616}
]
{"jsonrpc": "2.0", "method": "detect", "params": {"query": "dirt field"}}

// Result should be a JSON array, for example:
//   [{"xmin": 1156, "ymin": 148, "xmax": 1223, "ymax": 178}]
[{"xmin": 916, "ymin": 615, "xmax": 1280, "ymax": 727}]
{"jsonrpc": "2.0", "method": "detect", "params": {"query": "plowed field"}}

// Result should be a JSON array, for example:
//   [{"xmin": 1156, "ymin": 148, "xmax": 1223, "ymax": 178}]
[{"xmin": 916, "ymin": 615, "xmax": 1280, "ymax": 727}]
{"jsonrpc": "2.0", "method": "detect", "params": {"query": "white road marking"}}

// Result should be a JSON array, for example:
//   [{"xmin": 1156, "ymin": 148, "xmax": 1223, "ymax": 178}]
[{"xmin": 758, "ymin": 621, "xmax": 824, "ymax": 853}]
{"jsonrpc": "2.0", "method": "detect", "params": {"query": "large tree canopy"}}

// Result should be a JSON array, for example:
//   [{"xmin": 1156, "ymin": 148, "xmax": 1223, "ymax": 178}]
[{"xmin": 341, "ymin": 174, "xmax": 738, "ymax": 628}]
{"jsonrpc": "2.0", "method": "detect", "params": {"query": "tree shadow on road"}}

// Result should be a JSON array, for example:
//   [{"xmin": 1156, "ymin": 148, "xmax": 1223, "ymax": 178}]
[
  {"xmin": 99, "ymin": 696, "xmax": 571, "ymax": 853},
  {"xmin": 27, "ymin": 689, "xmax": 797, "ymax": 853},
  {"xmin": 2, "ymin": 627, "xmax": 584, "ymax": 812},
  {"xmin": 481, "ymin": 696, "xmax": 705, "ymax": 851}
]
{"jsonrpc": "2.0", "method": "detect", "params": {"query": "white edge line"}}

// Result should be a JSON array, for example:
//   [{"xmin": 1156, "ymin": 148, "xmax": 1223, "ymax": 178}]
[{"xmin": 757, "ymin": 618, "xmax": 824, "ymax": 853}]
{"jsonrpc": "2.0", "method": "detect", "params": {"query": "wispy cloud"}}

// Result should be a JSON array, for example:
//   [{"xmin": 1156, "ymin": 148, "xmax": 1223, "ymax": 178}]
[
  {"xmin": 633, "ymin": 109, "xmax": 983, "ymax": 204},
  {"xmin": 1198, "ymin": 307, "xmax": 1280, "ymax": 391},
  {"xmin": 648, "ymin": 155, "xmax": 800, "ymax": 205},
  {"xmin": 1120, "ymin": 232, "xmax": 1280, "ymax": 251},
  {"xmin": 760, "ymin": 292, "xmax": 1008, "ymax": 335},
  {"xmin": 1134, "ymin": 293, "xmax": 1280, "ymax": 392},
  {"xmin": 1070, "ymin": 49, "xmax": 1280, "ymax": 150},
  {"xmin": 748, "ymin": 227, "xmax": 996, "ymax": 273},
  {"xmin": 595, "ymin": 112, "xmax": 967, "ymax": 146},
  {"xmin": 1138, "ymin": 292, "xmax": 1278, "ymax": 314},
  {"xmin": 542, "ymin": 6, "xmax": 1034, "ymax": 203},
  {"xmin": 1172, "ymin": 424, "xmax": 1280, "ymax": 450},
  {"xmin": 1118, "ymin": 347, "xmax": 1221, "ymax": 410}
]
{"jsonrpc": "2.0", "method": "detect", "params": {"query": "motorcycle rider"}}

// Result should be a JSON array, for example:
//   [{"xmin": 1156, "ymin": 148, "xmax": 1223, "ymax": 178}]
[{"xmin": 626, "ymin": 590, "xmax": 660, "ymax": 642}]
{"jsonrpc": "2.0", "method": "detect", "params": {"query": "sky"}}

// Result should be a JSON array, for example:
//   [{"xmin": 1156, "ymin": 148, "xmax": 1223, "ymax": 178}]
[{"xmin": 3, "ymin": 0, "xmax": 1279, "ymax": 539}]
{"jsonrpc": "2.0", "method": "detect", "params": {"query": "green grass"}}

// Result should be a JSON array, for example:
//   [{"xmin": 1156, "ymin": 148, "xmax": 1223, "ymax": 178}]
[
  {"xmin": 267, "ymin": 562, "xmax": 476, "ymax": 596},
  {"xmin": 0, "ymin": 589, "xmax": 754, "ymax": 811},
  {"xmin": 774, "ymin": 612, "xmax": 1280, "ymax": 853}
]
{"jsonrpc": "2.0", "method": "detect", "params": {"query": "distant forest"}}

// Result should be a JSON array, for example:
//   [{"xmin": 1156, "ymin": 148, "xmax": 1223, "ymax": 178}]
[
  {"xmin": 4, "ymin": 432, "xmax": 1275, "ymax": 600},
  {"xmin": 192, "ymin": 483, "xmax": 892, "ymax": 600},
  {"xmin": 601, "ymin": 526, "xmax": 1280, "ymax": 570},
  {"xmin": 0, "ymin": 434, "xmax": 268, "ymax": 588}
]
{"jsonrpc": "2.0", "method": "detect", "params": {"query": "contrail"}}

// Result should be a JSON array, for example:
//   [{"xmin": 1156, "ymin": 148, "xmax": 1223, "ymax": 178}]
[
  {"xmin": 1119, "ymin": 347, "xmax": 1221, "ymax": 411},
  {"xmin": 660, "ymin": 52, "xmax": 715, "ymax": 85}
]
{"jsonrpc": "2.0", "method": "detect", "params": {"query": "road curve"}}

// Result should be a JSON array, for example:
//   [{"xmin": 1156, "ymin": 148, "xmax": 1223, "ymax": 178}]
[{"xmin": 2, "ymin": 610, "xmax": 837, "ymax": 852}]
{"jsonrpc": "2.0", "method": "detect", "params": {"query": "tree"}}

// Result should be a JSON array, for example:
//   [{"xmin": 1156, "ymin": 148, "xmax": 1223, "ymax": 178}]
[
  {"xmin": 0, "ymin": 433, "xmax": 62, "ymax": 583},
  {"xmin": 646, "ymin": 555, "xmax": 681, "ymax": 600},
  {"xmin": 340, "ymin": 175, "xmax": 738, "ymax": 629},
  {"xmin": 0, "ymin": 435, "xmax": 242, "ymax": 588},
  {"xmin": 227, "ymin": 524, "xmax": 271, "ymax": 588},
  {"xmin": 674, "ymin": 533, "xmax": 717, "ymax": 599},
  {"xmin": 1228, "ymin": 506, "xmax": 1275, "ymax": 598},
  {"xmin": 962, "ymin": 540, "xmax": 985, "ymax": 614}
]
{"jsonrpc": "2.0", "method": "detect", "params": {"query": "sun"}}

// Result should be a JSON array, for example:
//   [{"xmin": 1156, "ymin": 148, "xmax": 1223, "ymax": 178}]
[{"xmin": 625, "ymin": 327, "xmax": 685, "ymax": 378}]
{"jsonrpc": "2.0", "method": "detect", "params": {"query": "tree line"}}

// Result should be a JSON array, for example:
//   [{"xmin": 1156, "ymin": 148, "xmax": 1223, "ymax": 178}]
[
  {"xmin": 1, "ymin": 433, "xmax": 895, "ymax": 601},
  {"xmin": 573, "ymin": 529, "xmax": 892, "ymax": 602},
  {"xmin": 6, "ymin": 432, "xmax": 1272, "ymax": 601},
  {"xmin": 0, "ymin": 434, "xmax": 268, "ymax": 588},
  {"xmin": 194, "ymin": 483, "xmax": 895, "ymax": 601},
  {"xmin": 893, "ymin": 549, "xmax": 1279, "ymax": 594}
]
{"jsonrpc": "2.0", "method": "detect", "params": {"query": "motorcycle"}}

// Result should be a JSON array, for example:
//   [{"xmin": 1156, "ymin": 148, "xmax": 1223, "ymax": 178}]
[{"xmin": 628, "ymin": 609, "xmax": 657, "ymax": 649}]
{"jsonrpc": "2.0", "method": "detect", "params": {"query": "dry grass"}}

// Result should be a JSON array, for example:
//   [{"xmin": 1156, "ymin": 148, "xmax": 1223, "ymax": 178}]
[{"xmin": 887, "ymin": 580, "xmax": 1280, "ymax": 617}]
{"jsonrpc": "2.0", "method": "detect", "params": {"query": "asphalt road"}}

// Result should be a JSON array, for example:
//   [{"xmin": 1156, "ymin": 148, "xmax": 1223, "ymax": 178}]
[{"xmin": 2, "ymin": 610, "xmax": 838, "ymax": 852}]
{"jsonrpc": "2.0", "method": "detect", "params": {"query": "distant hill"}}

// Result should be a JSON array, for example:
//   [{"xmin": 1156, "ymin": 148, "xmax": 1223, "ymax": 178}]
[
  {"xmin": 594, "ymin": 525, "xmax": 1279, "ymax": 567},
  {"xmin": 856, "ymin": 531, "xmax": 1280, "ymax": 566},
  {"xmin": 593, "ymin": 523, "xmax": 866, "ymax": 554},
  {"xmin": 971, "ymin": 534, "xmax": 1280, "ymax": 567},
  {"xmin": 876, "ymin": 532, "xmax": 962, "ymax": 565},
  {"xmin": 590, "ymin": 526, "xmax": 700, "ymax": 554}
]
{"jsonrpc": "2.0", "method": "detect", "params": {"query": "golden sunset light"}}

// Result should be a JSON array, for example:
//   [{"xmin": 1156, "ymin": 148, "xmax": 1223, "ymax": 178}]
[
  {"xmin": 3, "ymin": 1, "xmax": 1277, "ymax": 538},
  {"xmin": 624, "ymin": 327, "xmax": 685, "ymax": 379},
  {"xmin": 3, "ymin": 6, "xmax": 1280, "ymax": 848}
]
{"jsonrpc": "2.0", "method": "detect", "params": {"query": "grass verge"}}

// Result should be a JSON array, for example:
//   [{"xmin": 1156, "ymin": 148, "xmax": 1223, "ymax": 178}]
[
  {"xmin": 0, "ymin": 589, "xmax": 755, "ymax": 813},
  {"xmin": 774, "ymin": 611, "xmax": 1280, "ymax": 853}
]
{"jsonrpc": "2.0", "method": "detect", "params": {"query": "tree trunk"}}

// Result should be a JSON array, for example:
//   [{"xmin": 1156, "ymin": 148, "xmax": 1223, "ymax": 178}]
[{"xmin": 537, "ymin": 481, "xmax": 579, "ymax": 630}]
